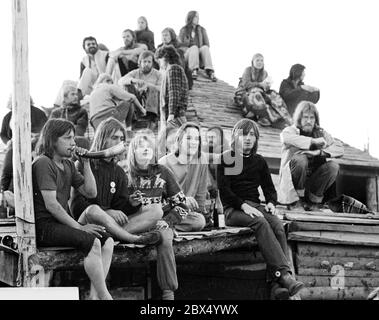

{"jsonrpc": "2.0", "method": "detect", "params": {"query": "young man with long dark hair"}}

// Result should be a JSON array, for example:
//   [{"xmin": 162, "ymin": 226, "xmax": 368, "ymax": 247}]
[
  {"xmin": 32, "ymin": 118, "xmax": 113, "ymax": 300},
  {"xmin": 217, "ymin": 119, "xmax": 304, "ymax": 299}
]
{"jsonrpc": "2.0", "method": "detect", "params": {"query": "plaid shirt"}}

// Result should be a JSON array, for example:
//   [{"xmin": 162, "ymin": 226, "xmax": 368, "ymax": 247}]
[{"xmin": 161, "ymin": 64, "xmax": 188, "ymax": 118}]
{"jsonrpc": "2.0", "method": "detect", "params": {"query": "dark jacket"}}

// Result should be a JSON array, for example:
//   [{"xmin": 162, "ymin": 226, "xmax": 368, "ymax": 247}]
[
  {"xmin": 178, "ymin": 25, "xmax": 210, "ymax": 48},
  {"xmin": 279, "ymin": 78, "xmax": 320, "ymax": 116},
  {"xmin": 1, "ymin": 106, "xmax": 47, "ymax": 145},
  {"xmin": 135, "ymin": 29, "xmax": 155, "ymax": 51},
  {"xmin": 50, "ymin": 104, "xmax": 88, "ymax": 136}
]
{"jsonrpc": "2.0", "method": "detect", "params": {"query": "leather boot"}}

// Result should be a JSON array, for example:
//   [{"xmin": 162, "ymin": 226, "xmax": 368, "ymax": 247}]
[
  {"xmin": 278, "ymin": 273, "xmax": 305, "ymax": 297},
  {"xmin": 270, "ymin": 281, "xmax": 290, "ymax": 300}
]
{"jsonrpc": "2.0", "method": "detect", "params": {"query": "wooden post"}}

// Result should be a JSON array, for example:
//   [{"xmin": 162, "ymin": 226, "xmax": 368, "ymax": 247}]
[
  {"xmin": 366, "ymin": 176, "xmax": 379, "ymax": 212},
  {"xmin": 11, "ymin": 0, "xmax": 36, "ymax": 287}
]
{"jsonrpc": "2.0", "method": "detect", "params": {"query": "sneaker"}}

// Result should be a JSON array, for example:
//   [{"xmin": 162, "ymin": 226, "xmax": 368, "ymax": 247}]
[
  {"xmin": 191, "ymin": 69, "xmax": 198, "ymax": 80},
  {"xmin": 207, "ymin": 70, "xmax": 217, "ymax": 82},
  {"xmin": 134, "ymin": 231, "xmax": 162, "ymax": 246}
]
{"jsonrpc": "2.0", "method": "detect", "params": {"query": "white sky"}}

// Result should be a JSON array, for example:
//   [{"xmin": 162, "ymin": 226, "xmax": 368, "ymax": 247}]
[{"xmin": 0, "ymin": 0, "xmax": 378, "ymax": 157}]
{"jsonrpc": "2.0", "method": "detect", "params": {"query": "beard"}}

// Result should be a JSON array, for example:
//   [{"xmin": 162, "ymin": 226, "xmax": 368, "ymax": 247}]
[
  {"xmin": 124, "ymin": 40, "xmax": 133, "ymax": 48},
  {"xmin": 300, "ymin": 127, "xmax": 314, "ymax": 137},
  {"xmin": 86, "ymin": 47, "xmax": 98, "ymax": 55},
  {"xmin": 141, "ymin": 66, "xmax": 153, "ymax": 74}
]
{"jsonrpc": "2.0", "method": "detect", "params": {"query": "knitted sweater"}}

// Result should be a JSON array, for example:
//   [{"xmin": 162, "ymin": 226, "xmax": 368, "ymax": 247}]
[
  {"xmin": 217, "ymin": 151, "xmax": 277, "ymax": 209},
  {"xmin": 127, "ymin": 164, "xmax": 188, "ymax": 211}
]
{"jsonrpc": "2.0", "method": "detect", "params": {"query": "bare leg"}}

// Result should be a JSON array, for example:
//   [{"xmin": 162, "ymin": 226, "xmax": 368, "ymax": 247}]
[
  {"xmin": 84, "ymin": 239, "xmax": 112, "ymax": 300},
  {"xmin": 124, "ymin": 204, "xmax": 163, "ymax": 234},
  {"xmin": 79, "ymin": 205, "xmax": 140, "ymax": 243},
  {"xmin": 89, "ymin": 238, "xmax": 114, "ymax": 300}
]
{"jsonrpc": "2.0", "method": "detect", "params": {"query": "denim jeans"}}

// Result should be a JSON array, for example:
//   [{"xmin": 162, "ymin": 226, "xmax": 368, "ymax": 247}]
[
  {"xmin": 156, "ymin": 228, "xmax": 178, "ymax": 291},
  {"xmin": 290, "ymin": 154, "xmax": 340, "ymax": 203},
  {"xmin": 225, "ymin": 203, "xmax": 291, "ymax": 281},
  {"xmin": 184, "ymin": 45, "xmax": 214, "ymax": 71}
]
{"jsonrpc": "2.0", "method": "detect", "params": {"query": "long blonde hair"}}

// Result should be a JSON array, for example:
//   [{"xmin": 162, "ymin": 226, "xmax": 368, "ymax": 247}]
[{"xmin": 125, "ymin": 131, "xmax": 157, "ymax": 187}]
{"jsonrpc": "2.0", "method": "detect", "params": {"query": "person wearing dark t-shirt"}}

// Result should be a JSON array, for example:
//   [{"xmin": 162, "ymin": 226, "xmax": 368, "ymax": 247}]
[
  {"xmin": 71, "ymin": 118, "xmax": 161, "ymax": 245},
  {"xmin": 217, "ymin": 119, "xmax": 304, "ymax": 300},
  {"xmin": 1, "ymin": 100, "xmax": 47, "ymax": 145},
  {"xmin": 32, "ymin": 119, "xmax": 113, "ymax": 300}
]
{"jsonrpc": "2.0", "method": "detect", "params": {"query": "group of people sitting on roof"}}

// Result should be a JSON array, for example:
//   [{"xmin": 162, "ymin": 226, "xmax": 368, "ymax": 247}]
[
  {"xmin": 46, "ymin": 11, "xmax": 217, "ymax": 139},
  {"xmin": 234, "ymin": 54, "xmax": 320, "ymax": 129},
  {"xmin": 1, "ymin": 92, "xmax": 348, "ymax": 300},
  {"xmin": 2, "ymin": 9, "xmax": 368, "ymax": 301}
]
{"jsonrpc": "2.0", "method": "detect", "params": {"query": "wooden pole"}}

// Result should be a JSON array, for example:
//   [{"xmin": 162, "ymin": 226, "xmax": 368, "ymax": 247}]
[
  {"xmin": 366, "ymin": 176, "xmax": 379, "ymax": 212},
  {"xmin": 11, "ymin": 0, "xmax": 36, "ymax": 287}
]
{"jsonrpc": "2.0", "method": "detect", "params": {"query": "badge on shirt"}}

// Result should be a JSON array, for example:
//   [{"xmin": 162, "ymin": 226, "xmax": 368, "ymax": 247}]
[{"xmin": 110, "ymin": 181, "xmax": 116, "ymax": 194}]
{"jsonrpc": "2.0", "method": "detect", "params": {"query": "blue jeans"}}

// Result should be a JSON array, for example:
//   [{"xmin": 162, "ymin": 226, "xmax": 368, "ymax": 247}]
[
  {"xmin": 290, "ymin": 154, "xmax": 339, "ymax": 203},
  {"xmin": 225, "ymin": 203, "xmax": 291, "ymax": 281}
]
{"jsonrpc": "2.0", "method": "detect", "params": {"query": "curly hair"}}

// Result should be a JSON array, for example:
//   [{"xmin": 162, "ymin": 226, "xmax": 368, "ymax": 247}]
[
  {"xmin": 155, "ymin": 45, "xmax": 180, "ymax": 65},
  {"xmin": 82, "ymin": 36, "xmax": 98, "ymax": 50}
]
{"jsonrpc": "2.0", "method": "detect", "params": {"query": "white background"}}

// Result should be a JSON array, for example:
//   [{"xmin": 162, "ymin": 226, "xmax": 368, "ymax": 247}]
[{"xmin": 0, "ymin": 0, "xmax": 378, "ymax": 157}]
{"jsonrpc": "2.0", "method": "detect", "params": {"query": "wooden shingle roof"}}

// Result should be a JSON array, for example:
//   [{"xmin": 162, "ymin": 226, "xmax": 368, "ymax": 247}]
[{"xmin": 186, "ymin": 71, "xmax": 379, "ymax": 176}]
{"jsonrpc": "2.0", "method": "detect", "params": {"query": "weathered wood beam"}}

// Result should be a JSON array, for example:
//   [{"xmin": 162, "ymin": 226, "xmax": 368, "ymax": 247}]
[
  {"xmin": 29, "ymin": 232, "xmax": 257, "ymax": 271},
  {"xmin": 299, "ymin": 286, "xmax": 373, "ymax": 300},
  {"xmin": 366, "ymin": 176, "xmax": 379, "ymax": 212},
  {"xmin": 298, "ymin": 267, "xmax": 379, "ymax": 278},
  {"xmin": 297, "ymin": 242, "xmax": 379, "ymax": 258},
  {"xmin": 296, "ymin": 255, "xmax": 379, "ymax": 271},
  {"xmin": 289, "ymin": 221, "xmax": 379, "ymax": 234},
  {"xmin": 11, "ymin": 0, "xmax": 36, "ymax": 287},
  {"xmin": 298, "ymin": 275, "xmax": 379, "ymax": 288},
  {"xmin": 288, "ymin": 231, "xmax": 379, "ymax": 246}
]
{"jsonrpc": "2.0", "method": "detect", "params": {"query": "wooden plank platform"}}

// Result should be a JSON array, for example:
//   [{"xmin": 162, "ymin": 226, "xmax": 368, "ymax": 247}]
[
  {"xmin": 29, "ymin": 228, "xmax": 257, "ymax": 271},
  {"xmin": 284, "ymin": 212, "xmax": 379, "ymax": 225},
  {"xmin": 288, "ymin": 231, "xmax": 379, "ymax": 246}
]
